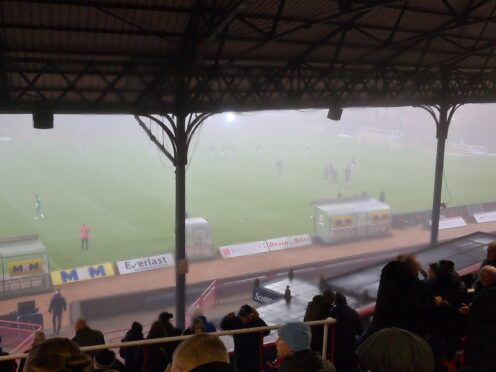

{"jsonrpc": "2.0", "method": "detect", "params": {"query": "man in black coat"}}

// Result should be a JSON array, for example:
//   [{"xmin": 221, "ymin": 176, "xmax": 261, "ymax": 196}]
[
  {"xmin": 159, "ymin": 312, "xmax": 182, "ymax": 357},
  {"xmin": 0, "ymin": 336, "xmax": 17, "ymax": 372},
  {"xmin": 367, "ymin": 256, "xmax": 431, "ymax": 339},
  {"xmin": 119, "ymin": 321, "xmax": 143, "ymax": 372},
  {"xmin": 48, "ymin": 288, "xmax": 67, "ymax": 335},
  {"xmin": 71, "ymin": 318, "xmax": 105, "ymax": 357},
  {"xmin": 329, "ymin": 293, "xmax": 362, "ymax": 372},
  {"xmin": 221, "ymin": 305, "xmax": 269, "ymax": 372}
]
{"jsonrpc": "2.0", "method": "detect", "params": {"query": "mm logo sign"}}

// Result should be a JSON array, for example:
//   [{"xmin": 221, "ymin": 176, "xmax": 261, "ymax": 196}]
[
  {"xmin": 8, "ymin": 258, "xmax": 43, "ymax": 277},
  {"xmin": 51, "ymin": 263, "xmax": 115, "ymax": 285}
]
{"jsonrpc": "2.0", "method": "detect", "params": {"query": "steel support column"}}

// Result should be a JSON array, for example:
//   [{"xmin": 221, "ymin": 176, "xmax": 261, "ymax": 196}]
[
  {"xmin": 175, "ymin": 111, "xmax": 187, "ymax": 329},
  {"xmin": 135, "ymin": 112, "xmax": 212, "ymax": 329},
  {"xmin": 418, "ymin": 103, "xmax": 461, "ymax": 246}
]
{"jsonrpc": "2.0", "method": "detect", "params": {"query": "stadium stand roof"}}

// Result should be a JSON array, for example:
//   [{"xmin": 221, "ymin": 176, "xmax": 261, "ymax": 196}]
[{"xmin": 1, "ymin": 0, "xmax": 496, "ymax": 114}]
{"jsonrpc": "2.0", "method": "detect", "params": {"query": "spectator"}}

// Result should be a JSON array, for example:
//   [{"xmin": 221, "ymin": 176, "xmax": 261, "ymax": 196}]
[
  {"xmin": 275, "ymin": 322, "xmax": 336, "ymax": 372},
  {"xmin": 159, "ymin": 311, "xmax": 182, "ymax": 356},
  {"xmin": 329, "ymin": 293, "xmax": 362, "ymax": 372},
  {"xmin": 304, "ymin": 295, "xmax": 330, "ymax": 353},
  {"xmin": 356, "ymin": 327, "xmax": 434, "ymax": 372},
  {"xmin": 183, "ymin": 318, "xmax": 206, "ymax": 336},
  {"xmin": 24, "ymin": 337, "xmax": 91, "ymax": 372},
  {"xmin": 72, "ymin": 319, "xmax": 105, "ymax": 357},
  {"xmin": 92, "ymin": 349, "xmax": 124, "ymax": 371},
  {"xmin": 474, "ymin": 265, "xmax": 496, "ymax": 297},
  {"xmin": 481, "ymin": 241, "xmax": 496, "ymax": 268},
  {"xmin": 190, "ymin": 307, "xmax": 217, "ymax": 333},
  {"xmin": 221, "ymin": 305, "xmax": 269, "ymax": 372},
  {"xmin": 17, "ymin": 331, "xmax": 45, "ymax": 372},
  {"xmin": 0, "ymin": 335, "xmax": 17, "ymax": 372},
  {"xmin": 49, "ymin": 288, "xmax": 67, "ymax": 335},
  {"xmin": 428, "ymin": 260, "xmax": 468, "ymax": 361},
  {"xmin": 463, "ymin": 287, "xmax": 496, "ymax": 372},
  {"xmin": 119, "ymin": 321, "xmax": 143, "ymax": 372},
  {"xmin": 136, "ymin": 321, "xmax": 170, "ymax": 372},
  {"xmin": 169, "ymin": 334, "xmax": 236, "ymax": 372},
  {"xmin": 366, "ymin": 256, "xmax": 430, "ymax": 338}
]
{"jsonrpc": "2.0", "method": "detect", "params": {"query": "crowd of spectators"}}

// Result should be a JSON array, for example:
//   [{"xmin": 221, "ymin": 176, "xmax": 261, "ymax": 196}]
[{"xmin": 1, "ymin": 242, "xmax": 496, "ymax": 371}]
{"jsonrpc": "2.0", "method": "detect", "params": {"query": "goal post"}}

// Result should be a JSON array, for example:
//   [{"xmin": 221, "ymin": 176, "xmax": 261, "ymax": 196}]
[{"xmin": 357, "ymin": 127, "xmax": 404, "ymax": 149}]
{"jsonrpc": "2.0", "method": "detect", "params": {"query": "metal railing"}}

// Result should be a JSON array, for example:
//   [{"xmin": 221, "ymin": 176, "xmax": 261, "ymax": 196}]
[{"xmin": 0, "ymin": 318, "xmax": 336, "ymax": 371}]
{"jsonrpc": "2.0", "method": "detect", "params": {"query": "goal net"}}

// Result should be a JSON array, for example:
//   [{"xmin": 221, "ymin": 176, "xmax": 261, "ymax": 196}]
[
  {"xmin": 357, "ymin": 127, "xmax": 404, "ymax": 149},
  {"xmin": 447, "ymin": 141, "xmax": 489, "ymax": 156}
]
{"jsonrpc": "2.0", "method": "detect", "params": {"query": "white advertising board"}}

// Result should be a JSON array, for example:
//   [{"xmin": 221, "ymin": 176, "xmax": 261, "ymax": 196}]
[
  {"xmin": 266, "ymin": 234, "xmax": 312, "ymax": 252},
  {"xmin": 474, "ymin": 211, "xmax": 496, "ymax": 224},
  {"xmin": 117, "ymin": 254, "xmax": 175, "ymax": 275},
  {"xmin": 430, "ymin": 217, "xmax": 466, "ymax": 230},
  {"xmin": 219, "ymin": 241, "xmax": 269, "ymax": 258}
]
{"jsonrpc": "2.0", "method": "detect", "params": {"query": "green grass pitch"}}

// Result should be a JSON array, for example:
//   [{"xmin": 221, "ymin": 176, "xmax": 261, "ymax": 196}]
[{"xmin": 1, "ymin": 115, "xmax": 496, "ymax": 270}]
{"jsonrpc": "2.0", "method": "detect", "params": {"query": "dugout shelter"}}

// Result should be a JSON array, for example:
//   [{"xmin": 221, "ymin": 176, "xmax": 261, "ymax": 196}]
[
  {"xmin": 0, "ymin": 235, "xmax": 50, "ymax": 298},
  {"xmin": 314, "ymin": 197, "xmax": 391, "ymax": 244}
]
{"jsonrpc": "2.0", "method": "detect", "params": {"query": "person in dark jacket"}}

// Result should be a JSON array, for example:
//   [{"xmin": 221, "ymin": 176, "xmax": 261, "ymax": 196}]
[
  {"xmin": 367, "ymin": 256, "xmax": 431, "ymax": 339},
  {"xmin": 221, "ymin": 305, "xmax": 269, "ymax": 372},
  {"xmin": 190, "ymin": 307, "xmax": 217, "ymax": 333},
  {"xmin": 428, "ymin": 260, "xmax": 468, "ymax": 361},
  {"xmin": 159, "ymin": 312, "xmax": 182, "ymax": 357},
  {"xmin": 136, "ymin": 321, "xmax": 170, "ymax": 372},
  {"xmin": 49, "ymin": 288, "xmax": 67, "ymax": 335},
  {"xmin": 92, "ymin": 349, "xmax": 125, "ymax": 371},
  {"xmin": 183, "ymin": 318, "xmax": 206, "ymax": 336},
  {"xmin": 275, "ymin": 322, "xmax": 336, "ymax": 372},
  {"xmin": 71, "ymin": 319, "xmax": 105, "ymax": 357},
  {"xmin": 473, "ymin": 265, "xmax": 496, "ymax": 297},
  {"xmin": 304, "ymin": 295, "xmax": 331, "ymax": 353},
  {"xmin": 169, "ymin": 334, "xmax": 238, "ymax": 372},
  {"xmin": 463, "ymin": 287, "xmax": 496, "ymax": 372},
  {"xmin": 119, "ymin": 321, "xmax": 143, "ymax": 372},
  {"xmin": 329, "ymin": 293, "xmax": 362, "ymax": 372},
  {"xmin": 0, "ymin": 336, "xmax": 17, "ymax": 372}
]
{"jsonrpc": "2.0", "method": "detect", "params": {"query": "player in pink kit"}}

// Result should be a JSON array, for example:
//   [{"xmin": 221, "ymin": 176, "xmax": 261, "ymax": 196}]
[{"xmin": 80, "ymin": 224, "xmax": 90, "ymax": 250}]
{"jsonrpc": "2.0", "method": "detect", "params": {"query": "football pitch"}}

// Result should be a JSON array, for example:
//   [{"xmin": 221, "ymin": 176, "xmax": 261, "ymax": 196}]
[{"xmin": 1, "ymin": 117, "xmax": 496, "ymax": 270}]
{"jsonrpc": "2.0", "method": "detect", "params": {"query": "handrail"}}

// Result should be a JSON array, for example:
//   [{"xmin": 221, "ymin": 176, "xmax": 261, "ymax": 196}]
[{"xmin": 0, "ymin": 318, "xmax": 336, "ymax": 362}]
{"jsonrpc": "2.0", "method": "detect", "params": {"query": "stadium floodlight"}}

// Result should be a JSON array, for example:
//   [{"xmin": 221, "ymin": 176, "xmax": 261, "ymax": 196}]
[
  {"xmin": 327, "ymin": 106, "xmax": 343, "ymax": 121},
  {"xmin": 33, "ymin": 109, "xmax": 54, "ymax": 129},
  {"xmin": 225, "ymin": 112, "xmax": 236, "ymax": 123}
]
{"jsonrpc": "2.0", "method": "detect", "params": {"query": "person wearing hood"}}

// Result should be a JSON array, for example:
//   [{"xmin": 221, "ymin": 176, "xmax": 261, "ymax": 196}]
[
  {"xmin": 275, "ymin": 322, "xmax": 336, "ymax": 372},
  {"xmin": 356, "ymin": 327, "xmax": 434, "ymax": 372},
  {"xmin": 190, "ymin": 307, "xmax": 217, "ymax": 333},
  {"xmin": 119, "ymin": 321, "xmax": 144, "ymax": 372},
  {"xmin": 304, "ymin": 294, "xmax": 332, "ymax": 353},
  {"xmin": 168, "ymin": 334, "xmax": 238, "ymax": 372}
]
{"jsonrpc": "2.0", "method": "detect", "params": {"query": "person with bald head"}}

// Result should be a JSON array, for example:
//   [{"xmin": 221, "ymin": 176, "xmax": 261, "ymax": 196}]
[
  {"xmin": 481, "ymin": 241, "xmax": 496, "ymax": 268},
  {"xmin": 474, "ymin": 265, "xmax": 496, "ymax": 297},
  {"xmin": 169, "ymin": 334, "xmax": 236, "ymax": 372},
  {"xmin": 71, "ymin": 318, "xmax": 105, "ymax": 357}
]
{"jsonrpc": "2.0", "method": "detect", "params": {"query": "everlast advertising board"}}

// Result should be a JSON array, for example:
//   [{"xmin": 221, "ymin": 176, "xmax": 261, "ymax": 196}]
[{"xmin": 252, "ymin": 287, "xmax": 284, "ymax": 304}]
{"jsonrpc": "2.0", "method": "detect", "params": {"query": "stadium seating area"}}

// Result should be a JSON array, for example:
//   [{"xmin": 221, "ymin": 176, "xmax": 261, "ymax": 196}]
[{"xmin": 1, "ymin": 242, "xmax": 496, "ymax": 372}]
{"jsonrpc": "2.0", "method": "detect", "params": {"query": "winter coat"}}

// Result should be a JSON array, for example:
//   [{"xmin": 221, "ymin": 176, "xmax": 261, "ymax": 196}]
[
  {"xmin": 464, "ymin": 324, "xmax": 496, "ymax": 372},
  {"xmin": 221, "ymin": 316, "xmax": 269, "ymax": 372},
  {"xmin": 0, "ymin": 349, "xmax": 16, "ymax": 372},
  {"xmin": 428, "ymin": 271, "xmax": 468, "ymax": 337},
  {"xmin": 49, "ymin": 292, "xmax": 67, "ymax": 314},
  {"xmin": 72, "ymin": 327, "xmax": 105, "ymax": 357},
  {"xmin": 370, "ymin": 261, "xmax": 431, "ymax": 336},
  {"xmin": 135, "ymin": 344, "xmax": 170, "ymax": 372},
  {"xmin": 277, "ymin": 350, "xmax": 336, "ymax": 372},
  {"xmin": 303, "ymin": 296, "xmax": 330, "ymax": 353},
  {"xmin": 198, "ymin": 316, "xmax": 217, "ymax": 333},
  {"xmin": 329, "ymin": 304, "xmax": 362, "ymax": 371},
  {"xmin": 119, "ymin": 328, "xmax": 144, "ymax": 372}
]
